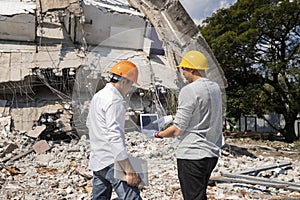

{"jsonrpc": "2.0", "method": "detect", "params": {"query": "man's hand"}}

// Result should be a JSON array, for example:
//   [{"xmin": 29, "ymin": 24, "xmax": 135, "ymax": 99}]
[
  {"xmin": 118, "ymin": 159, "xmax": 141, "ymax": 187},
  {"xmin": 141, "ymin": 129, "xmax": 156, "ymax": 138},
  {"xmin": 153, "ymin": 115, "xmax": 173, "ymax": 128},
  {"xmin": 125, "ymin": 172, "xmax": 141, "ymax": 187}
]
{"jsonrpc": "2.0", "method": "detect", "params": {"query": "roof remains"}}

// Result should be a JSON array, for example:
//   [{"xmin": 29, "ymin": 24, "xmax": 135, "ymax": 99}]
[
  {"xmin": 39, "ymin": 0, "xmax": 82, "ymax": 14},
  {"xmin": 127, "ymin": 0, "xmax": 228, "ymax": 88},
  {"xmin": 83, "ymin": 46, "xmax": 178, "ymax": 90},
  {"xmin": 0, "ymin": 0, "xmax": 35, "ymax": 16},
  {"xmin": 0, "ymin": 45, "xmax": 82, "ymax": 83},
  {"xmin": 0, "ymin": 0, "xmax": 226, "ymax": 90},
  {"xmin": 84, "ymin": 0, "xmax": 143, "ymax": 16}
]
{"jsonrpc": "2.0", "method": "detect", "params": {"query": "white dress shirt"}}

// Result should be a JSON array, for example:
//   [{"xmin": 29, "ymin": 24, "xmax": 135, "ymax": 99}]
[{"xmin": 87, "ymin": 83, "xmax": 128, "ymax": 171}]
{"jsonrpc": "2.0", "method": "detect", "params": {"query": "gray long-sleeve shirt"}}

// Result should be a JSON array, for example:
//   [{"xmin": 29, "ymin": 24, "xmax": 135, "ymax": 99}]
[{"xmin": 174, "ymin": 78, "xmax": 223, "ymax": 160}]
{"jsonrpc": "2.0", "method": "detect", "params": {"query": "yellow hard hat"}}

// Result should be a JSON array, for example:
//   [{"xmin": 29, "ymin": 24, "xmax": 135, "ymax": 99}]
[
  {"xmin": 178, "ymin": 50, "xmax": 208, "ymax": 70},
  {"xmin": 109, "ymin": 60, "xmax": 138, "ymax": 83}
]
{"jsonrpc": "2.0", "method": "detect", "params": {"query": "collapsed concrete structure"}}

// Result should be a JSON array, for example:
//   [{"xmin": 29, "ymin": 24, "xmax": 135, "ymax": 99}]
[{"xmin": 0, "ymin": 0, "xmax": 227, "ymax": 139}]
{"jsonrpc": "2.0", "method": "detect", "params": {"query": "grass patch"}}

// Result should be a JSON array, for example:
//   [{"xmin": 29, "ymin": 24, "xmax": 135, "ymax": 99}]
[{"xmin": 292, "ymin": 140, "xmax": 300, "ymax": 150}]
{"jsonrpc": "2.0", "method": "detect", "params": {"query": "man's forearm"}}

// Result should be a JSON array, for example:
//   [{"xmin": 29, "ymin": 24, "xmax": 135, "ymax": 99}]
[
  {"xmin": 118, "ymin": 158, "xmax": 135, "ymax": 174},
  {"xmin": 159, "ymin": 125, "xmax": 183, "ymax": 138}
]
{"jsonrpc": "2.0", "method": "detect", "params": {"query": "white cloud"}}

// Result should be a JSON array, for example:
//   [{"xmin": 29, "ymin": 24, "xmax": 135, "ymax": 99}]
[{"xmin": 180, "ymin": 0, "xmax": 237, "ymax": 25}]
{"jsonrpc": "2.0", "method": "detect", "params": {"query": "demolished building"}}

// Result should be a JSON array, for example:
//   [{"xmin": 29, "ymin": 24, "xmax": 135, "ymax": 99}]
[{"xmin": 0, "ymin": 0, "xmax": 227, "ymax": 139}]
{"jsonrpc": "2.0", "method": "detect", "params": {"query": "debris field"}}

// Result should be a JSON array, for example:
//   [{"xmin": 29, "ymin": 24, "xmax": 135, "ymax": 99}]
[{"xmin": 1, "ymin": 127, "xmax": 300, "ymax": 200}]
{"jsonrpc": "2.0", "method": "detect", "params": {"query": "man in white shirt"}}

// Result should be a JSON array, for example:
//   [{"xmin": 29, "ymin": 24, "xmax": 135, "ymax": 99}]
[{"xmin": 87, "ymin": 60, "xmax": 142, "ymax": 200}]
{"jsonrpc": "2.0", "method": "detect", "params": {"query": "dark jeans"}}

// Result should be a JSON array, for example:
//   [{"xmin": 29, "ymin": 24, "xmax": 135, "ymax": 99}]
[
  {"xmin": 92, "ymin": 164, "xmax": 142, "ymax": 200},
  {"xmin": 177, "ymin": 157, "xmax": 218, "ymax": 200}
]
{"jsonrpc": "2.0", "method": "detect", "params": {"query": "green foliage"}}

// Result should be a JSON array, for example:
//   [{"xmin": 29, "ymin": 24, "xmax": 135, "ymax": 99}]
[
  {"xmin": 293, "ymin": 140, "xmax": 300, "ymax": 150},
  {"xmin": 200, "ymin": 0, "xmax": 300, "ymax": 142}
]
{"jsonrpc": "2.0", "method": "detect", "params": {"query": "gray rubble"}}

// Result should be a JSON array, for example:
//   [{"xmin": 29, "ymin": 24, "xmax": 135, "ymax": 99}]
[{"xmin": 0, "ymin": 130, "xmax": 300, "ymax": 200}]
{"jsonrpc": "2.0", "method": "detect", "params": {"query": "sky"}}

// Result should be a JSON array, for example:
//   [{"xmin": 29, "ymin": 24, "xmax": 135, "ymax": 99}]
[{"xmin": 180, "ymin": 0, "xmax": 237, "ymax": 25}]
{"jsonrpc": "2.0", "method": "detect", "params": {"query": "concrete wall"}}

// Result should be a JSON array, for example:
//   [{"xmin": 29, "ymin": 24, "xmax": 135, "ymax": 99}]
[
  {"xmin": 240, "ymin": 115, "xmax": 283, "ymax": 133},
  {"xmin": 239, "ymin": 114, "xmax": 300, "ymax": 136},
  {"xmin": 0, "ymin": 14, "xmax": 36, "ymax": 41},
  {"xmin": 82, "ymin": 4, "xmax": 146, "ymax": 49},
  {"xmin": 40, "ymin": 0, "xmax": 70, "ymax": 13}
]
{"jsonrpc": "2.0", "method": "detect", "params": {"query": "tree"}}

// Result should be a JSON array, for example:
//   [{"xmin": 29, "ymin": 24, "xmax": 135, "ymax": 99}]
[{"xmin": 200, "ymin": 0, "xmax": 300, "ymax": 142}]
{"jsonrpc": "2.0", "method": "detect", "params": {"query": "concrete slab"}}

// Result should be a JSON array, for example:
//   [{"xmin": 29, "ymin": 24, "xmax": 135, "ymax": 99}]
[
  {"xmin": 26, "ymin": 124, "xmax": 47, "ymax": 138},
  {"xmin": 32, "ymin": 140, "xmax": 50, "ymax": 154}
]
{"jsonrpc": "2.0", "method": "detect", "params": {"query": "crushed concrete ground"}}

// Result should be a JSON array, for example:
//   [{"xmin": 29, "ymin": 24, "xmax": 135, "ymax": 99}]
[{"xmin": 1, "ymin": 130, "xmax": 300, "ymax": 200}]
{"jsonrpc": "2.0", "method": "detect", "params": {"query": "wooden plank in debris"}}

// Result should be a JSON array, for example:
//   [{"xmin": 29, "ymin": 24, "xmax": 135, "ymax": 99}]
[
  {"xmin": 253, "ymin": 145, "xmax": 277, "ymax": 151},
  {"xmin": 75, "ymin": 167, "xmax": 93, "ymax": 179},
  {"xmin": 235, "ymin": 162, "xmax": 292, "ymax": 175},
  {"xmin": 0, "ymin": 143, "xmax": 18, "ymax": 158},
  {"xmin": 26, "ymin": 124, "xmax": 47, "ymax": 138},
  {"xmin": 3, "ymin": 140, "xmax": 50, "ymax": 163}
]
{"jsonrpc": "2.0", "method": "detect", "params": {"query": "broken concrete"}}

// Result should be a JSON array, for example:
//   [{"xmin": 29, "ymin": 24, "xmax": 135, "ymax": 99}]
[
  {"xmin": 10, "ymin": 102, "xmax": 65, "ymax": 132},
  {"xmin": 26, "ymin": 124, "xmax": 46, "ymax": 138},
  {"xmin": 0, "ymin": 143, "xmax": 18, "ymax": 159},
  {"xmin": 0, "ymin": 130, "xmax": 300, "ymax": 199},
  {"xmin": 127, "ymin": 0, "xmax": 228, "ymax": 89},
  {"xmin": 0, "ymin": 1, "xmax": 36, "ymax": 41},
  {"xmin": 0, "ymin": 5, "xmax": 231, "ymax": 196},
  {"xmin": 39, "ymin": 0, "xmax": 80, "ymax": 14},
  {"xmin": 0, "ymin": 0, "xmax": 228, "ymax": 138},
  {"xmin": 2, "ymin": 140, "xmax": 50, "ymax": 163}
]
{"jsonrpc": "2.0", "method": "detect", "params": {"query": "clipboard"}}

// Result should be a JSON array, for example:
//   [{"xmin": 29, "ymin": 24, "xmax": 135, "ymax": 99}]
[{"xmin": 114, "ymin": 156, "xmax": 149, "ymax": 186}]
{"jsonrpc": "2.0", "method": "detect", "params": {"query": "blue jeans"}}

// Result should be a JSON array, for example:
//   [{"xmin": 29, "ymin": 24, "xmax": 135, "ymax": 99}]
[{"xmin": 92, "ymin": 164, "xmax": 142, "ymax": 200}]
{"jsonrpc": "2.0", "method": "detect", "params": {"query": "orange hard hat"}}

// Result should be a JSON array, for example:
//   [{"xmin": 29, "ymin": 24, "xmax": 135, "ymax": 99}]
[{"xmin": 109, "ymin": 60, "xmax": 138, "ymax": 83}]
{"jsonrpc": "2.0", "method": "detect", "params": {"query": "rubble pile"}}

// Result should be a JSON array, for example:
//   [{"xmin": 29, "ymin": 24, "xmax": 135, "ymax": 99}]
[{"xmin": 1, "ymin": 129, "xmax": 300, "ymax": 199}]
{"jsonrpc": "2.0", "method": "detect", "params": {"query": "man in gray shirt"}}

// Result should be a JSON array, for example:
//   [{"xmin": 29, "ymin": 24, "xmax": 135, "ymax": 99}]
[{"xmin": 152, "ymin": 50, "xmax": 223, "ymax": 200}]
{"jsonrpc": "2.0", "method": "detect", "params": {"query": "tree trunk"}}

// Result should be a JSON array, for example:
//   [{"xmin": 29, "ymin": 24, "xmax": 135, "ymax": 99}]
[{"xmin": 282, "ymin": 117, "xmax": 297, "ymax": 143}]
